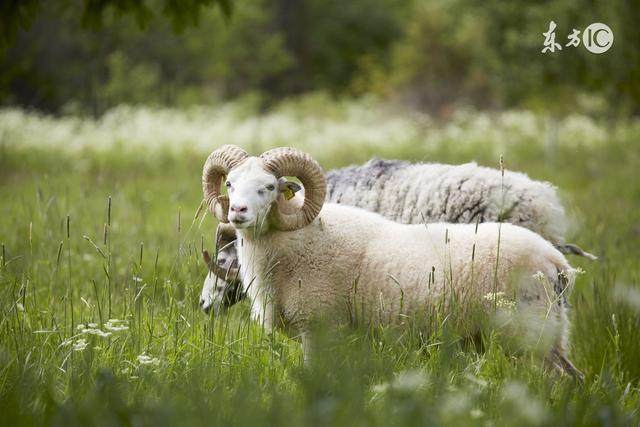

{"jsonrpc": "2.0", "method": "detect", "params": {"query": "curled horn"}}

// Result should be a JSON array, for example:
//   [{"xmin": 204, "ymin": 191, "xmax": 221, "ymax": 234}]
[
  {"xmin": 260, "ymin": 147, "xmax": 326, "ymax": 231},
  {"xmin": 202, "ymin": 250, "xmax": 240, "ymax": 283},
  {"xmin": 203, "ymin": 224, "xmax": 241, "ymax": 282},
  {"xmin": 202, "ymin": 145, "xmax": 249, "ymax": 222}
]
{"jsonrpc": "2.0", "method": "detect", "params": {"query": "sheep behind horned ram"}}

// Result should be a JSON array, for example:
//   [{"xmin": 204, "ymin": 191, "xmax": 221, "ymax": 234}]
[{"xmin": 326, "ymin": 158, "xmax": 594, "ymax": 258}]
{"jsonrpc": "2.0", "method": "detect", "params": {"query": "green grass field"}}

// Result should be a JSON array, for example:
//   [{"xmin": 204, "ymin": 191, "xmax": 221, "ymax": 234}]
[{"xmin": 1, "ymin": 104, "xmax": 639, "ymax": 426}]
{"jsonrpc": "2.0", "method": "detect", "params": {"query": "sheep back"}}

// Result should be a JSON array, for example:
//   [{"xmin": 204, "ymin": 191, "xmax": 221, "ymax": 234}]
[{"xmin": 326, "ymin": 159, "xmax": 568, "ymax": 246}]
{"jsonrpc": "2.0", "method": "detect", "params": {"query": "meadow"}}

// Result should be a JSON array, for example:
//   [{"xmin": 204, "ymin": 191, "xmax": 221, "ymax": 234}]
[{"xmin": 1, "ymin": 98, "xmax": 639, "ymax": 426}]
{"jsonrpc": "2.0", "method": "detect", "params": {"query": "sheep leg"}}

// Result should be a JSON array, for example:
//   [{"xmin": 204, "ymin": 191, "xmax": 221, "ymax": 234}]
[
  {"xmin": 547, "ymin": 348, "xmax": 584, "ymax": 383},
  {"xmin": 555, "ymin": 243, "xmax": 598, "ymax": 260}
]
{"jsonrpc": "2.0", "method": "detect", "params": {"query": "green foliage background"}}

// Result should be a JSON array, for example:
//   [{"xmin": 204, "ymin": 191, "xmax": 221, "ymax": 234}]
[{"xmin": 2, "ymin": 0, "xmax": 638, "ymax": 115}]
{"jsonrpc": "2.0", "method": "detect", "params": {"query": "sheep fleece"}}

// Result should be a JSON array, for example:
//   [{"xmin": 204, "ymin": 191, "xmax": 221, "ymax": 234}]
[
  {"xmin": 238, "ymin": 203, "xmax": 574, "ymax": 352},
  {"xmin": 326, "ymin": 159, "xmax": 567, "ymax": 245}
]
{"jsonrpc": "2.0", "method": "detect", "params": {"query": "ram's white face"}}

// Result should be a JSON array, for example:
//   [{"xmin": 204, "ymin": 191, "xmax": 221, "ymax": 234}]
[{"xmin": 225, "ymin": 158, "xmax": 280, "ymax": 229}]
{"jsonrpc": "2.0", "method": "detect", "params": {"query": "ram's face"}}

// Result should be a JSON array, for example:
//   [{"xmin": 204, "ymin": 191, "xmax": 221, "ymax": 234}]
[{"xmin": 225, "ymin": 158, "xmax": 280, "ymax": 229}]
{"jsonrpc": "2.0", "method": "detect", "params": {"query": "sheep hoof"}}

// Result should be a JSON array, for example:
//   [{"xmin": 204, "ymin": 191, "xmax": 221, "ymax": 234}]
[{"xmin": 547, "ymin": 349, "xmax": 585, "ymax": 384}]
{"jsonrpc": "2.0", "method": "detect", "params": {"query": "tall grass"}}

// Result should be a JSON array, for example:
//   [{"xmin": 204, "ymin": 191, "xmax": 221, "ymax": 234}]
[{"xmin": 0, "ymin": 105, "xmax": 639, "ymax": 426}]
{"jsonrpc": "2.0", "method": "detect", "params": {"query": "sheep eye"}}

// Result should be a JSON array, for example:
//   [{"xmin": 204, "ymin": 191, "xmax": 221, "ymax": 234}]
[
  {"xmin": 225, "ymin": 181, "xmax": 232, "ymax": 188},
  {"xmin": 266, "ymin": 184, "xmax": 275, "ymax": 191}
]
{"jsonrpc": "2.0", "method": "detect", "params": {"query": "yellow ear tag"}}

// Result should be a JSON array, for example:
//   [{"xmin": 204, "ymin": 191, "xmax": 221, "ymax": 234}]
[{"xmin": 283, "ymin": 187, "xmax": 295, "ymax": 200}]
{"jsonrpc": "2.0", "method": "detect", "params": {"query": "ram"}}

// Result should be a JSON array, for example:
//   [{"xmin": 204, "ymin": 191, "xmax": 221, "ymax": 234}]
[
  {"xmin": 200, "ymin": 157, "xmax": 594, "ymax": 314},
  {"xmin": 201, "ymin": 144, "xmax": 583, "ymax": 378}
]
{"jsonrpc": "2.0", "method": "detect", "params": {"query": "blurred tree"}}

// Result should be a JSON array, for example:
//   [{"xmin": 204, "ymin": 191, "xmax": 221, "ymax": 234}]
[
  {"xmin": 1, "ymin": 0, "xmax": 638, "ymax": 116},
  {"xmin": 0, "ymin": 0, "xmax": 232, "ymax": 47},
  {"xmin": 390, "ymin": 0, "xmax": 640, "ymax": 115}
]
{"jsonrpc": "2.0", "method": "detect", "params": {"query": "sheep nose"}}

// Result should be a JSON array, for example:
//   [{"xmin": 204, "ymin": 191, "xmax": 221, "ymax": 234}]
[{"xmin": 230, "ymin": 204, "xmax": 248, "ymax": 213}]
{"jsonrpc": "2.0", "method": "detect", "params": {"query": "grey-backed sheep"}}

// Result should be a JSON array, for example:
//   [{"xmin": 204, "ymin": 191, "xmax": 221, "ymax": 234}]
[
  {"xmin": 327, "ymin": 158, "xmax": 594, "ymax": 258},
  {"xmin": 201, "ymin": 144, "xmax": 583, "ymax": 378},
  {"xmin": 200, "ymin": 157, "xmax": 594, "ymax": 314}
]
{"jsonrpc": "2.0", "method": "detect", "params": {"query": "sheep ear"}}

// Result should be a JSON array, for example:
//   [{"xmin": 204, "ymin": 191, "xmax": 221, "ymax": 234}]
[
  {"xmin": 202, "ymin": 250, "xmax": 212, "ymax": 267},
  {"xmin": 279, "ymin": 180, "xmax": 302, "ymax": 200},
  {"xmin": 216, "ymin": 223, "xmax": 237, "ymax": 247}
]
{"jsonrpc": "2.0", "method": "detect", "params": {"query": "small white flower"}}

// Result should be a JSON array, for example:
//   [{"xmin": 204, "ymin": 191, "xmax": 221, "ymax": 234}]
[
  {"xmin": 133, "ymin": 276, "xmax": 143, "ymax": 283},
  {"xmin": 73, "ymin": 339, "xmax": 88, "ymax": 352},
  {"xmin": 83, "ymin": 328, "xmax": 112, "ymax": 337},
  {"xmin": 105, "ymin": 319, "xmax": 129, "ymax": 332},
  {"xmin": 137, "ymin": 353, "xmax": 161, "ymax": 366},
  {"xmin": 483, "ymin": 291, "xmax": 517, "ymax": 311},
  {"xmin": 16, "ymin": 303, "xmax": 25, "ymax": 312},
  {"xmin": 76, "ymin": 324, "xmax": 86, "ymax": 330},
  {"xmin": 483, "ymin": 291, "xmax": 506, "ymax": 301}
]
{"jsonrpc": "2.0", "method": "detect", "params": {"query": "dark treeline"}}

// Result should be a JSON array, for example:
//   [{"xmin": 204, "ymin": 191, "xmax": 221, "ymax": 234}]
[{"xmin": 1, "ymin": 0, "xmax": 638, "ymax": 116}]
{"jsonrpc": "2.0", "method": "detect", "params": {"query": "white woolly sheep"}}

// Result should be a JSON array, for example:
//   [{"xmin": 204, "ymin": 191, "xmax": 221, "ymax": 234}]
[
  {"xmin": 201, "ymin": 144, "xmax": 583, "ymax": 378},
  {"xmin": 201, "ymin": 157, "xmax": 594, "ymax": 314}
]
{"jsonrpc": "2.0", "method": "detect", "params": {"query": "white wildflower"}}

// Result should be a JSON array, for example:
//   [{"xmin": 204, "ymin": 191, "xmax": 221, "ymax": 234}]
[
  {"xmin": 137, "ymin": 353, "xmax": 161, "ymax": 367},
  {"xmin": 484, "ymin": 291, "xmax": 506, "ymax": 301},
  {"xmin": 82, "ymin": 328, "xmax": 111, "ymax": 337},
  {"xmin": 73, "ymin": 339, "xmax": 88, "ymax": 352},
  {"xmin": 0, "ymin": 104, "xmax": 607, "ymax": 156},
  {"xmin": 105, "ymin": 319, "xmax": 129, "ymax": 332},
  {"xmin": 16, "ymin": 302, "xmax": 25, "ymax": 312},
  {"xmin": 483, "ymin": 291, "xmax": 517, "ymax": 311}
]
